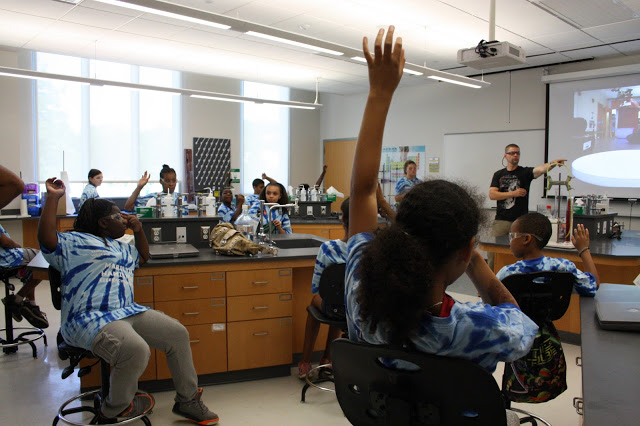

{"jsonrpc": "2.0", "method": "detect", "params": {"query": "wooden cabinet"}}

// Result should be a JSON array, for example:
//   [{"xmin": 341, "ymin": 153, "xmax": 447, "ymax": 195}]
[
  {"xmin": 227, "ymin": 317, "xmax": 293, "ymax": 371},
  {"xmin": 153, "ymin": 272, "xmax": 225, "ymax": 301},
  {"xmin": 291, "ymin": 223, "xmax": 341, "ymax": 239},
  {"xmin": 227, "ymin": 268, "xmax": 292, "ymax": 296},
  {"xmin": 227, "ymin": 293, "xmax": 292, "ymax": 322}
]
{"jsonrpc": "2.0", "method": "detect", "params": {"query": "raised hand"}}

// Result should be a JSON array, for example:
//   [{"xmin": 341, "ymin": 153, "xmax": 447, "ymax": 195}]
[
  {"xmin": 571, "ymin": 223, "xmax": 590, "ymax": 251},
  {"xmin": 138, "ymin": 172, "xmax": 150, "ymax": 188},
  {"xmin": 363, "ymin": 26, "xmax": 405, "ymax": 98},
  {"xmin": 45, "ymin": 177, "xmax": 66, "ymax": 198}
]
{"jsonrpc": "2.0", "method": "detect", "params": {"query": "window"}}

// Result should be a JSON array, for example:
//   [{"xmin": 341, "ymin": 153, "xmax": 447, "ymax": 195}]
[
  {"xmin": 242, "ymin": 82, "xmax": 290, "ymax": 194},
  {"xmin": 35, "ymin": 53, "xmax": 181, "ymax": 198}
]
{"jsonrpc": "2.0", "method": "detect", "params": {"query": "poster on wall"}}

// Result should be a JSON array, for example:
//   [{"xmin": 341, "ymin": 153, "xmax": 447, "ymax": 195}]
[{"xmin": 381, "ymin": 145, "xmax": 426, "ymax": 181}]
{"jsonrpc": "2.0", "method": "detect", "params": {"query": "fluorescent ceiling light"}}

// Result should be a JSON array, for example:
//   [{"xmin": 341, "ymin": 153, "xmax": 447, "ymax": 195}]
[
  {"xmin": 351, "ymin": 57, "xmax": 422, "ymax": 76},
  {"xmin": 403, "ymin": 69, "xmax": 423, "ymax": 76},
  {"xmin": 94, "ymin": 0, "xmax": 231, "ymax": 30},
  {"xmin": 427, "ymin": 75, "xmax": 482, "ymax": 89},
  {"xmin": 0, "ymin": 66, "xmax": 320, "ymax": 109},
  {"xmin": 245, "ymin": 31, "xmax": 343, "ymax": 56}
]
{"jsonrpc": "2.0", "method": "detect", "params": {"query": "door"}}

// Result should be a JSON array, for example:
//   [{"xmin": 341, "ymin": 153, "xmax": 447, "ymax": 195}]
[{"xmin": 324, "ymin": 138, "xmax": 356, "ymax": 212}]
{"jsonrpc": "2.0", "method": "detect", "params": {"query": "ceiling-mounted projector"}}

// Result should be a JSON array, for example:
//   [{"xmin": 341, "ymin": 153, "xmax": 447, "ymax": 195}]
[{"xmin": 458, "ymin": 40, "xmax": 526, "ymax": 70}]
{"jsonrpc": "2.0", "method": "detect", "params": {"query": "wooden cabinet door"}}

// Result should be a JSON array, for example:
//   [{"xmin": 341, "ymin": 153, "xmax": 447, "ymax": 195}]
[
  {"xmin": 227, "ymin": 318, "xmax": 292, "ymax": 371},
  {"xmin": 227, "ymin": 269, "xmax": 292, "ymax": 296},
  {"xmin": 156, "ymin": 323, "xmax": 227, "ymax": 379},
  {"xmin": 227, "ymin": 293, "xmax": 292, "ymax": 322},
  {"xmin": 155, "ymin": 298, "xmax": 226, "ymax": 326},
  {"xmin": 134, "ymin": 276, "xmax": 154, "ymax": 304},
  {"xmin": 153, "ymin": 272, "xmax": 225, "ymax": 301},
  {"xmin": 324, "ymin": 138, "xmax": 356, "ymax": 212}
]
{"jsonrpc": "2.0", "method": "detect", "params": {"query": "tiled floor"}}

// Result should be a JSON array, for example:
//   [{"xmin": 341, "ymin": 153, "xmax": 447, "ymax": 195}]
[{"xmin": 0, "ymin": 283, "xmax": 583, "ymax": 425}]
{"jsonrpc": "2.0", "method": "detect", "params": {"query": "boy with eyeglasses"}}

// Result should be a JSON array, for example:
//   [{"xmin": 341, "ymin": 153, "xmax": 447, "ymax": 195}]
[
  {"xmin": 487, "ymin": 144, "xmax": 567, "ymax": 270},
  {"xmin": 497, "ymin": 212, "xmax": 599, "ymax": 294}
]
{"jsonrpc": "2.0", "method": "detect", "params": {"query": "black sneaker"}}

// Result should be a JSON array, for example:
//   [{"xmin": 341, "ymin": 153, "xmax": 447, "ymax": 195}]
[
  {"xmin": 19, "ymin": 303, "xmax": 49, "ymax": 329},
  {"xmin": 172, "ymin": 388, "xmax": 219, "ymax": 425},
  {"xmin": 2, "ymin": 295, "xmax": 23, "ymax": 322},
  {"xmin": 103, "ymin": 393, "xmax": 154, "ymax": 420}
]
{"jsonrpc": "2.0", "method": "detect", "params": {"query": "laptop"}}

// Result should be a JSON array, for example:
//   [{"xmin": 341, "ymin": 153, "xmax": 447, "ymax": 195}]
[
  {"xmin": 148, "ymin": 243, "xmax": 200, "ymax": 259},
  {"xmin": 595, "ymin": 284, "xmax": 640, "ymax": 332}
]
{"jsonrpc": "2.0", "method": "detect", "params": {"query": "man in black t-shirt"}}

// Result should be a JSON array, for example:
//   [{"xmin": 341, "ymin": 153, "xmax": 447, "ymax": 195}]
[{"xmin": 488, "ymin": 144, "xmax": 566, "ymax": 270}]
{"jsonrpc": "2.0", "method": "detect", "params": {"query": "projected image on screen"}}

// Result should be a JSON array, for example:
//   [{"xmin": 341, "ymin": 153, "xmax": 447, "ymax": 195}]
[{"xmin": 548, "ymin": 74, "xmax": 640, "ymax": 199}]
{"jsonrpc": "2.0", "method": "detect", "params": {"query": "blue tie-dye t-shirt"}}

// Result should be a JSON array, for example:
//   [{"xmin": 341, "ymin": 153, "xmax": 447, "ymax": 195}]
[
  {"xmin": 217, "ymin": 203, "xmax": 236, "ymax": 223},
  {"xmin": 262, "ymin": 208, "xmax": 292, "ymax": 234},
  {"xmin": 78, "ymin": 184, "xmax": 99, "ymax": 210},
  {"xmin": 245, "ymin": 194, "xmax": 261, "ymax": 216},
  {"xmin": 41, "ymin": 232, "xmax": 149, "ymax": 349},
  {"xmin": 345, "ymin": 232, "xmax": 538, "ymax": 373},
  {"xmin": 0, "ymin": 224, "xmax": 23, "ymax": 267},
  {"xmin": 395, "ymin": 176, "xmax": 422, "ymax": 196},
  {"xmin": 497, "ymin": 256, "xmax": 596, "ymax": 297},
  {"xmin": 311, "ymin": 239, "xmax": 348, "ymax": 294}
]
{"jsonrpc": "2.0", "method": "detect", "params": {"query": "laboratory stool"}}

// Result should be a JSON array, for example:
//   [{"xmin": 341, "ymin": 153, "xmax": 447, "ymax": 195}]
[
  {"xmin": 53, "ymin": 339, "xmax": 154, "ymax": 426},
  {"xmin": 0, "ymin": 266, "xmax": 47, "ymax": 357}
]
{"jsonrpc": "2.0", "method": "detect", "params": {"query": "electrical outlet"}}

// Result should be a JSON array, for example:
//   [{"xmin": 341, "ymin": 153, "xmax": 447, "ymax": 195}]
[
  {"xmin": 151, "ymin": 227, "xmax": 162, "ymax": 243},
  {"xmin": 176, "ymin": 227, "xmax": 187, "ymax": 243},
  {"xmin": 320, "ymin": 206, "xmax": 327, "ymax": 216},
  {"xmin": 306, "ymin": 206, "xmax": 314, "ymax": 216},
  {"xmin": 200, "ymin": 226, "xmax": 210, "ymax": 241}
]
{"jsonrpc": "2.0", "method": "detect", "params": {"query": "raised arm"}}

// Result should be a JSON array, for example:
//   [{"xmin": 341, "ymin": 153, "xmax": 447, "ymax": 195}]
[
  {"xmin": 349, "ymin": 26, "xmax": 405, "ymax": 238},
  {"xmin": 315, "ymin": 165, "xmax": 327, "ymax": 187},
  {"xmin": 261, "ymin": 173, "xmax": 277, "ymax": 184},
  {"xmin": 377, "ymin": 182, "xmax": 396, "ymax": 222},
  {"xmin": 230, "ymin": 194, "xmax": 245, "ymax": 223},
  {"xmin": 0, "ymin": 165, "xmax": 24, "ymax": 210},
  {"xmin": 466, "ymin": 249, "xmax": 518, "ymax": 306},
  {"xmin": 124, "ymin": 172, "xmax": 150, "ymax": 211},
  {"xmin": 532, "ymin": 158, "xmax": 567, "ymax": 179},
  {"xmin": 38, "ymin": 178, "xmax": 66, "ymax": 252},
  {"xmin": 571, "ymin": 224, "xmax": 600, "ymax": 288}
]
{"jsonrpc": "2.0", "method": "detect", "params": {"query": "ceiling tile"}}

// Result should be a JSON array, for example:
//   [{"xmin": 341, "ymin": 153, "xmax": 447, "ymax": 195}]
[
  {"xmin": 560, "ymin": 44, "xmax": 622, "ymax": 60},
  {"xmin": 583, "ymin": 19, "xmax": 640, "ymax": 42},
  {"xmin": 61, "ymin": 5, "xmax": 136, "ymax": 30},
  {"xmin": 0, "ymin": 10, "xmax": 55, "ymax": 48},
  {"xmin": 118, "ymin": 17, "xmax": 191, "ymax": 38}
]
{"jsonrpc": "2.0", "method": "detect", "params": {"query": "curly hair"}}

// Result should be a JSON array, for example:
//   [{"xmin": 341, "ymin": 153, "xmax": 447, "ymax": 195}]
[
  {"xmin": 356, "ymin": 179, "xmax": 485, "ymax": 344},
  {"xmin": 74, "ymin": 198, "xmax": 116, "ymax": 236},
  {"xmin": 514, "ymin": 212, "xmax": 552, "ymax": 249}
]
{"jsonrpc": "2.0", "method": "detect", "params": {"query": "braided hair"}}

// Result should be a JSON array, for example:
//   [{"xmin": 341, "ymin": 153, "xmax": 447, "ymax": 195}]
[
  {"xmin": 160, "ymin": 164, "xmax": 175, "ymax": 180},
  {"xmin": 74, "ymin": 198, "xmax": 116, "ymax": 236},
  {"xmin": 356, "ymin": 179, "xmax": 485, "ymax": 344}
]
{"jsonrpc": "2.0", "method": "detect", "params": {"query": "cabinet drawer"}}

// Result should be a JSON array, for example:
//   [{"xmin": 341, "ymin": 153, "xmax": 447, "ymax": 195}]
[
  {"xmin": 156, "ymin": 323, "xmax": 227, "ymax": 379},
  {"xmin": 134, "ymin": 276, "xmax": 154, "ymax": 303},
  {"xmin": 227, "ymin": 269, "xmax": 292, "ymax": 296},
  {"xmin": 154, "ymin": 272, "xmax": 225, "ymax": 301},
  {"xmin": 155, "ymin": 299, "xmax": 226, "ymax": 325},
  {"xmin": 227, "ymin": 293, "xmax": 292, "ymax": 322},
  {"xmin": 227, "ymin": 317, "xmax": 292, "ymax": 371}
]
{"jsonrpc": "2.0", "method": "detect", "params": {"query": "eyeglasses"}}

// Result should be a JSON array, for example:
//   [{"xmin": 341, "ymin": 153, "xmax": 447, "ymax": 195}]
[
  {"xmin": 505, "ymin": 151, "xmax": 520, "ymax": 156},
  {"xmin": 508, "ymin": 232, "xmax": 542, "ymax": 242},
  {"xmin": 101, "ymin": 212, "xmax": 124, "ymax": 221}
]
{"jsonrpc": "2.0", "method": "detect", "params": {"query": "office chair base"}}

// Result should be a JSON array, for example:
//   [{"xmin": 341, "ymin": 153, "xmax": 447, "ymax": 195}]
[
  {"xmin": 53, "ymin": 389, "xmax": 153, "ymax": 426},
  {"xmin": 0, "ymin": 326, "xmax": 47, "ymax": 358},
  {"xmin": 301, "ymin": 364, "xmax": 335, "ymax": 402},
  {"xmin": 509, "ymin": 407, "xmax": 552, "ymax": 426}
]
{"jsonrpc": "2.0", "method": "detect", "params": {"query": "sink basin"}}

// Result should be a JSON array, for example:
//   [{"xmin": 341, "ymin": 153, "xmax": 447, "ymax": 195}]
[{"xmin": 272, "ymin": 238, "xmax": 324, "ymax": 249}]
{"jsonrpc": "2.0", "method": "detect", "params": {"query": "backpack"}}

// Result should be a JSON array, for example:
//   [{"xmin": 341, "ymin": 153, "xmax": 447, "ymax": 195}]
[
  {"xmin": 502, "ymin": 320, "xmax": 567, "ymax": 403},
  {"xmin": 209, "ymin": 223, "xmax": 277, "ymax": 256}
]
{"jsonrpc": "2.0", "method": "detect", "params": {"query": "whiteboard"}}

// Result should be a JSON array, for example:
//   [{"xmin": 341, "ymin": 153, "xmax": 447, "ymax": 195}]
[{"xmin": 442, "ymin": 130, "xmax": 546, "ymax": 209}]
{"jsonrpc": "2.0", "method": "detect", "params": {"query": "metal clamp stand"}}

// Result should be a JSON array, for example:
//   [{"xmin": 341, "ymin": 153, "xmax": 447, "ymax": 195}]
[{"xmin": 545, "ymin": 163, "xmax": 574, "ymax": 241}]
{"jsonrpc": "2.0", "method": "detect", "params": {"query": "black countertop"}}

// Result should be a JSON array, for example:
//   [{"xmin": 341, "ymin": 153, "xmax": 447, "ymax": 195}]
[{"xmin": 480, "ymin": 234, "xmax": 640, "ymax": 258}]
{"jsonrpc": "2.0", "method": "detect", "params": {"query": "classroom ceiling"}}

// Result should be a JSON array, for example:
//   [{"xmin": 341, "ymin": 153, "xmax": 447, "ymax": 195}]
[{"xmin": 1, "ymin": 0, "xmax": 639, "ymax": 95}]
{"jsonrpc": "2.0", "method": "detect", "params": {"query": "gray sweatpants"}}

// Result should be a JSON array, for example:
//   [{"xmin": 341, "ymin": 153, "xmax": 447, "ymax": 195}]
[
  {"xmin": 487, "ymin": 219, "xmax": 513, "ymax": 272},
  {"xmin": 90, "ymin": 310, "xmax": 198, "ymax": 417}
]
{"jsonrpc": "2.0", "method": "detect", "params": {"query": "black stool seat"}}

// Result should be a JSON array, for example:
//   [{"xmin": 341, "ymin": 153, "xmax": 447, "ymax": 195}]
[{"xmin": 1, "ymin": 266, "xmax": 47, "ymax": 357}]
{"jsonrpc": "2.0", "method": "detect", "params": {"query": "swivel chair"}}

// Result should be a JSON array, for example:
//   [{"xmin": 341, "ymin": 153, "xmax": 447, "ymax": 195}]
[
  {"xmin": 49, "ymin": 266, "xmax": 154, "ymax": 425},
  {"xmin": 500, "ymin": 271, "xmax": 575, "ymax": 426},
  {"xmin": 1, "ymin": 266, "xmax": 46, "ymax": 357},
  {"xmin": 331, "ymin": 338, "xmax": 537, "ymax": 426},
  {"xmin": 300, "ymin": 263, "xmax": 348, "ymax": 402}
]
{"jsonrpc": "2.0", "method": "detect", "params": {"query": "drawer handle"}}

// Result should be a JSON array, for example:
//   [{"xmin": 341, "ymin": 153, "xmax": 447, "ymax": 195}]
[
  {"xmin": 573, "ymin": 397, "xmax": 583, "ymax": 415},
  {"xmin": 252, "ymin": 306, "xmax": 269, "ymax": 310},
  {"xmin": 189, "ymin": 339, "xmax": 201, "ymax": 344},
  {"xmin": 252, "ymin": 281, "xmax": 269, "ymax": 285},
  {"xmin": 182, "ymin": 286, "xmax": 200, "ymax": 289},
  {"xmin": 183, "ymin": 312, "xmax": 200, "ymax": 316},
  {"xmin": 253, "ymin": 332, "xmax": 269, "ymax": 336},
  {"xmin": 575, "ymin": 356, "xmax": 582, "ymax": 367}
]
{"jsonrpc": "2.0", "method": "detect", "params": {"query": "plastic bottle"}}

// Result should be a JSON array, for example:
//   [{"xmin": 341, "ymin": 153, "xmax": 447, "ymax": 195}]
[
  {"xmin": 204, "ymin": 188, "xmax": 216, "ymax": 217},
  {"xmin": 544, "ymin": 205, "xmax": 552, "ymax": 218},
  {"xmin": 300, "ymin": 186, "xmax": 307, "ymax": 202},
  {"xmin": 162, "ymin": 193, "xmax": 174, "ymax": 217},
  {"xmin": 310, "ymin": 186, "xmax": 318, "ymax": 202},
  {"xmin": 235, "ymin": 205, "xmax": 256, "ymax": 241}
]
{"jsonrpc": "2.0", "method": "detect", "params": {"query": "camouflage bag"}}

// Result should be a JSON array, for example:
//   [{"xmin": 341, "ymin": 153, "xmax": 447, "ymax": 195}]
[{"xmin": 209, "ymin": 222, "xmax": 277, "ymax": 256}]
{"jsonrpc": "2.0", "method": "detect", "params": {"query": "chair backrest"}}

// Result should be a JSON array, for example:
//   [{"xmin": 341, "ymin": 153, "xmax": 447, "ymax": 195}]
[
  {"xmin": 318, "ymin": 262, "xmax": 346, "ymax": 306},
  {"xmin": 48, "ymin": 266, "xmax": 62, "ymax": 311},
  {"xmin": 501, "ymin": 271, "xmax": 574, "ymax": 325},
  {"xmin": 331, "ymin": 338, "xmax": 508, "ymax": 426}
]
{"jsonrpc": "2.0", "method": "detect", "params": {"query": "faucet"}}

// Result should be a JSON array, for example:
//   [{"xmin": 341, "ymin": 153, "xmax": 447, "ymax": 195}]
[
  {"xmin": 153, "ymin": 193, "xmax": 163, "ymax": 218},
  {"xmin": 265, "ymin": 203, "xmax": 295, "ymax": 246}
]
